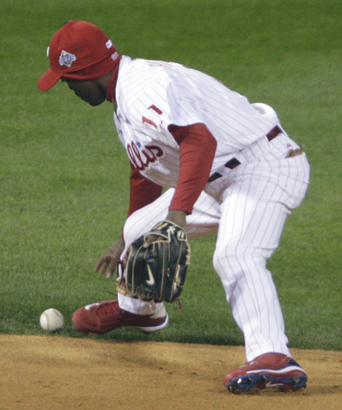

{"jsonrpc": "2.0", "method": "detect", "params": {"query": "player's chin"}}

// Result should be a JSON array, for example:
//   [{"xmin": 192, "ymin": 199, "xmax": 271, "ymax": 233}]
[
  {"xmin": 86, "ymin": 96, "xmax": 106, "ymax": 106},
  {"xmin": 79, "ymin": 93, "xmax": 106, "ymax": 106}
]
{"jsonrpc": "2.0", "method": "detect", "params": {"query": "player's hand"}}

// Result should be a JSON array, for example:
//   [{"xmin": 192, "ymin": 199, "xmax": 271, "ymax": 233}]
[
  {"xmin": 95, "ymin": 237, "xmax": 125, "ymax": 278},
  {"xmin": 143, "ymin": 210, "xmax": 187, "ymax": 248}
]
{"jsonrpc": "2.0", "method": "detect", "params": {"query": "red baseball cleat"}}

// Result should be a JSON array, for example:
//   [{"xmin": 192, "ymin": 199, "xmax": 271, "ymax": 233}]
[
  {"xmin": 224, "ymin": 353, "xmax": 307, "ymax": 393},
  {"xmin": 72, "ymin": 300, "xmax": 168, "ymax": 334}
]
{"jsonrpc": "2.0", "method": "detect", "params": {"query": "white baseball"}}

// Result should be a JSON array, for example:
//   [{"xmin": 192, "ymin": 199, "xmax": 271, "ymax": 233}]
[{"xmin": 40, "ymin": 308, "xmax": 64, "ymax": 332}]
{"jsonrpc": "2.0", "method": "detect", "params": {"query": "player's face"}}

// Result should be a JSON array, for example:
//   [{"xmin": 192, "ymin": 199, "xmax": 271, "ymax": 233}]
[{"xmin": 62, "ymin": 78, "xmax": 106, "ymax": 106}]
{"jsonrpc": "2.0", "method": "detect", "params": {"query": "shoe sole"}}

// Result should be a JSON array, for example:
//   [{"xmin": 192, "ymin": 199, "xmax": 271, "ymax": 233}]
[
  {"xmin": 226, "ymin": 373, "xmax": 307, "ymax": 393},
  {"xmin": 136, "ymin": 313, "xmax": 169, "ymax": 333},
  {"xmin": 72, "ymin": 313, "xmax": 169, "ymax": 335}
]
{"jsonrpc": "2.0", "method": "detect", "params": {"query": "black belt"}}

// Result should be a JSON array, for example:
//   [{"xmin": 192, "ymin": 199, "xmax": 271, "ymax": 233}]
[{"xmin": 208, "ymin": 126, "xmax": 282, "ymax": 183}]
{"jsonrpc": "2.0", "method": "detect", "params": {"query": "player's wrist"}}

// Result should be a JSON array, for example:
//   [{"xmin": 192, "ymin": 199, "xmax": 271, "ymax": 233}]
[{"xmin": 166, "ymin": 210, "xmax": 187, "ymax": 230}]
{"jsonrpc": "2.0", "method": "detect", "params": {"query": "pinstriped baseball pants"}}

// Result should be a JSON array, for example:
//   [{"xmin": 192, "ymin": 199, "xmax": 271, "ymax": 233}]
[{"xmin": 119, "ymin": 134, "xmax": 310, "ymax": 361}]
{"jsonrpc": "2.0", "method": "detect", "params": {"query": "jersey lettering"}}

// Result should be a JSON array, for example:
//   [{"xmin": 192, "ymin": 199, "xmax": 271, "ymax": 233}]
[{"xmin": 127, "ymin": 142, "xmax": 164, "ymax": 171}]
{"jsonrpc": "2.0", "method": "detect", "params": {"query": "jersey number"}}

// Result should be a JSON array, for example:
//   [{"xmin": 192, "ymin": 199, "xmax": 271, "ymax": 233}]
[{"xmin": 142, "ymin": 104, "xmax": 163, "ymax": 129}]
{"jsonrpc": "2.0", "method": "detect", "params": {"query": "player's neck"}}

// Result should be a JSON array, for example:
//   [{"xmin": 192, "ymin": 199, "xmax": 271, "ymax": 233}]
[{"xmin": 106, "ymin": 55, "xmax": 122, "ymax": 104}]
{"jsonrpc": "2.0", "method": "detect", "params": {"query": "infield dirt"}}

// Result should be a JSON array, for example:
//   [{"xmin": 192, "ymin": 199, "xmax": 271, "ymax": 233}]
[{"xmin": 1, "ymin": 335, "xmax": 341, "ymax": 410}]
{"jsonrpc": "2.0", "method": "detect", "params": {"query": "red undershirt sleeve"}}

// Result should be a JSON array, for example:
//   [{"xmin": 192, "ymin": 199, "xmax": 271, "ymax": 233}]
[
  {"xmin": 127, "ymin": 164, "xmax": 163, "ymax": 217},
  {"xmin": 168, "ymin": 123, "xmax": 217, "ymax": 214}
]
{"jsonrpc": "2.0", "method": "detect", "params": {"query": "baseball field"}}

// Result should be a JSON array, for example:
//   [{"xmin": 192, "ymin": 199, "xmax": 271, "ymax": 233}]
[{"xmin": 1, "ymin": 0, "xmax": 341, "ymax": 409}]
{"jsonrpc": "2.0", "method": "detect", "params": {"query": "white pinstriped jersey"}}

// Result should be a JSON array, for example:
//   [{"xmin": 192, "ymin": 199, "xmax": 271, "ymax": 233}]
[
  {"xmin": 110, "ymin": 56, "xmax": 311, "ymax": 365},
  {"xmin": 114, "ymin": 56, "xmax": 278, "ymax": 188}
]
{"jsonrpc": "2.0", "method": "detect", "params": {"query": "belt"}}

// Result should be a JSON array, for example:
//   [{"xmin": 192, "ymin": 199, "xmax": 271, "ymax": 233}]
[{"xmin": 207, "ymin": 126, "xmax": 282, "ymax": 183}]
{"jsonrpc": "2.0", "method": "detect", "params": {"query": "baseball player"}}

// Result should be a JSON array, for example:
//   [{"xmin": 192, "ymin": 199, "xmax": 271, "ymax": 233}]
[{"xmin": 38, "ymin": 21, "xmax": 310, "ymax": 393}]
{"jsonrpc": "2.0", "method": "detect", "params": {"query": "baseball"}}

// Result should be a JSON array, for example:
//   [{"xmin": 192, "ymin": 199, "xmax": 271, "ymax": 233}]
[{"xmin": 40, "ymin": 308, "xmax": 64, "ymax": 332}]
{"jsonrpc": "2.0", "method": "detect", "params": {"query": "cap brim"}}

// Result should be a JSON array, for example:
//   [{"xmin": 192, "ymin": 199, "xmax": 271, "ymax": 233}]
[{"xmin": 38, "ymin": 69, "xmax": 62, "ymax": 91}]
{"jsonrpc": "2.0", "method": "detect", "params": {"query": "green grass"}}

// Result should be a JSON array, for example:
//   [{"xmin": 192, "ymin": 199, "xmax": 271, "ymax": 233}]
[{"xmin": 1, "ymin": 0, "xmax": 341, "ymax": 351}]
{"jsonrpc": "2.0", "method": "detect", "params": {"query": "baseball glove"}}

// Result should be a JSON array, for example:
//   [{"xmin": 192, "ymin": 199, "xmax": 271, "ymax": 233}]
[{"xmin": 117, "ymin": 220, "xmax": 191, "ymax": 303}]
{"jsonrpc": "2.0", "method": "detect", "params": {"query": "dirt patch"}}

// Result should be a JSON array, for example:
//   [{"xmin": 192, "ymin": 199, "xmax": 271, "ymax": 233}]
[{"xmin": 1, "ymin": 335, "xmax": 341, "ymax": 410}]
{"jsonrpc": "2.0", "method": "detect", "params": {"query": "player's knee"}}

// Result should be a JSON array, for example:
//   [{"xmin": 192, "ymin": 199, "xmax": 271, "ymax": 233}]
[
  {"xmin": 212, "ymin": 242, "xmax": 265, "ymax": 279},
  {"xmin": 213, "ymin": 243, "xmax": 233, "ymax": 278}
]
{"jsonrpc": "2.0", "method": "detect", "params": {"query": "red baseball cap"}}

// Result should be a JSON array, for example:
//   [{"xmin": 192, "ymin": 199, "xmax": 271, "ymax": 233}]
[{"xmin": 38, "ymin": 21, "xmax": 120, "ymax": 91}]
